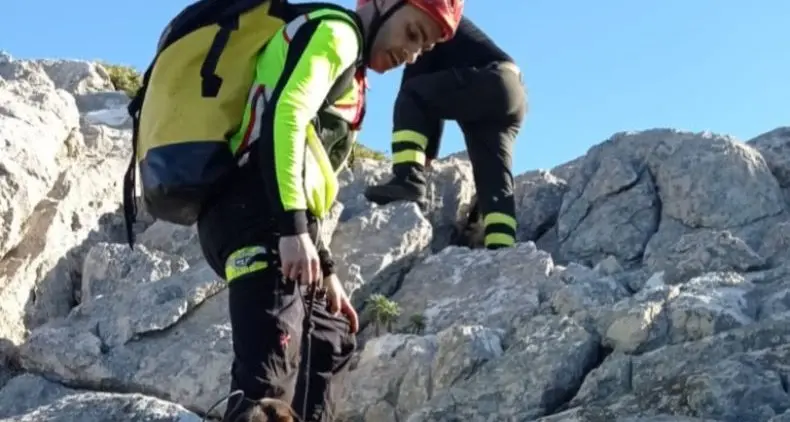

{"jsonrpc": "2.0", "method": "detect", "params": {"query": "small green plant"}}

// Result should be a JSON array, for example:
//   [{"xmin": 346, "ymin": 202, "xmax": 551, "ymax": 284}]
[
  {"xmin": 366, "ymin": 293, "xmax": 401, "ymax": 336},
  {"xmin": 348, "ymin": 143, "xmax": 386, "ymax": 167},
  {"xmin": 101, "ymin": 63, "xmax": 142, "ymax": 97},
  {"xmin": 406, "ymin": 313, "xmax": 427, "ymax": 335}
]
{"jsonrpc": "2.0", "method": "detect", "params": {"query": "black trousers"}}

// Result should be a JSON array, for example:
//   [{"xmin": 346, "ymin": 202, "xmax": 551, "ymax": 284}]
[
  {"xmin": 197, "ymin": 165, "xmax": 356, "ymax": 422},
  {"xmin": 391, "ymin": 61, "xmax": 527, "ymax": 248}
]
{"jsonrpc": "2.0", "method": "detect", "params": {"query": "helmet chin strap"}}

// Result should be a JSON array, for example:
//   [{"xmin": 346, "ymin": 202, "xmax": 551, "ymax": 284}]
[{"xmin": 363, "ymin": 0, "xmax": 407, "ymax": 66}]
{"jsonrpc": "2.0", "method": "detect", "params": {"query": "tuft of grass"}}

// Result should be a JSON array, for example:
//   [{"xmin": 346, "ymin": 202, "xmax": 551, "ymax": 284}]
[
  {"xmin": 100, "ymin": 63, "xmax": 142, "ymax": 97},
  {"xmin": 349, "ymin": 143, "xmax": 386, "ymax": 167}
]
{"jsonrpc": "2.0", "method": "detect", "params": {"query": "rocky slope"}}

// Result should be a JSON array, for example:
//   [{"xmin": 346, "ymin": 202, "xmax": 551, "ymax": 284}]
[{"xmin": 2, "ymin": 52, "xmax": 790, "ymax": 421}]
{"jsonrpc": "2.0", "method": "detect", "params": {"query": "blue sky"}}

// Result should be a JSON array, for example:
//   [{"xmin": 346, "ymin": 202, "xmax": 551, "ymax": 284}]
[{"xmin": 2, "ymin": 0, "xmax": 788, "ymax": 174}]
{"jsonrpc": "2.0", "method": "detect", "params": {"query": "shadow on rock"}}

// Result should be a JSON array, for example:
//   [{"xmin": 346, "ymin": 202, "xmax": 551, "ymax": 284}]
[
  {"xmin": 0, "ymin": 338, "xmax": 22, "ymax": 389},
  {"xmin": 0, "ymin": 200, "xmax": 154, "ymax": 368},
  {"xmin": 25, "ymin": 201, "xmax": 153, "ymax": 323}
]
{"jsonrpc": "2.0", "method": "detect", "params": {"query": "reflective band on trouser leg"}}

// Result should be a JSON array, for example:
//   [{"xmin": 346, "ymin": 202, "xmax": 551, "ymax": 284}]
[
  {"xmin": 483, "ymin": 212, "xmax": 517, "ymax": 248},
  {"xmin": 391, "ymin": 129, "xmax": 428, "ymax": 166},
  {"xmin": 224, "ymin": 246, "xmax": 270, "ymax": 283}
]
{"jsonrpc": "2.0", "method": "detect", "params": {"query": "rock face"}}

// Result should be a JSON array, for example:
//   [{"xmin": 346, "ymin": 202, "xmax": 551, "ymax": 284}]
[
  {"xmin": 3, "ymin": 52, "xmax": 790, "ymax": 421},
  {"xmin": 0, "ymin": 374, "xmax": 200, "ymax": 422},
  {"xmin": 0, "ymin": 52, "xmax": 154, "ymax": 360}
]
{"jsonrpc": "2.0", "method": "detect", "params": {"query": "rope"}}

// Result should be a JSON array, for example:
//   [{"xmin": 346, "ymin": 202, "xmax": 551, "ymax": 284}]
[
  {"xmin": 201, "ymin": 389, "xmax": 245, "ymax": 422},
  {"xmin": 299, "ymin": 282, "xmax": 317, "ymax": 420}
]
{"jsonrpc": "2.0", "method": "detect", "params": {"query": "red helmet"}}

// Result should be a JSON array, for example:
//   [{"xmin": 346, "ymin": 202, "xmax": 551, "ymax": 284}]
[
  {"xmin": 408, "ymin": 0, "xmax": 464, "ymax": 40},
  {"xmin": 356, "ymin": 0, "xmax": 464, "ymax": 41}
]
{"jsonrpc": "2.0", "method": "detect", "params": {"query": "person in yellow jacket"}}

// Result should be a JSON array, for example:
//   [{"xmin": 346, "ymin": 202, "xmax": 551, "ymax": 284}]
[{"xmin": 195, "ymin": 0, "xmax": 464, "ymax": 420}]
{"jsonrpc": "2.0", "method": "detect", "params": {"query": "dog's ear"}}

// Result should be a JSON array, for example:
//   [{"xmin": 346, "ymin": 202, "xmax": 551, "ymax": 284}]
[{"xmin": 258, "ymin": 398, "xmax": 302, "ymax": 422}]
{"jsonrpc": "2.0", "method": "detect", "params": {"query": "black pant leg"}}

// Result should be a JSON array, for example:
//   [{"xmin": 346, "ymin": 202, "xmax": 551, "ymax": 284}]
[
  {"xmin": 456, "ymin": 63, "xmax": 526, "ymax": 249},
  {"xmin": 221, "ymin": 250, "xmax": 305, "ymax": 422},
  {"xmin": 395, "ymin": 62, "xmax": 527, "ymax": 248},
  {"xmin": 292, "ymin": 296, "xmax": 357, "ymax": 422},
  {"xmin": 424, "ymin": 120, "xmax": 445, "ymax": 163},
  {"xmin": 390, "ymin": 84, "xmax": 437, "ymax": 183},
  {"xmin": 460, "ymin": 121, "xmax": 520, "ymax": 249}
]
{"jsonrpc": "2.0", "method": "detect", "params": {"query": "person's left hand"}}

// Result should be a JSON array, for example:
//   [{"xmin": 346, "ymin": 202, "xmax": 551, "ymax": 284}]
[{"xmin": 324, "ymin": 274, "xmax": 358, "ymax": 333}]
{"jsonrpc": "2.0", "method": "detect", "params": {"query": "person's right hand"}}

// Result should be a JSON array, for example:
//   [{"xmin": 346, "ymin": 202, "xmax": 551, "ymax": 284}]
[
  {"xmin": 278, "ymin": 233, "xmax": 321, "ymax": 285},
  {"xmin": 324, "ymin": 273, "xmax": 359, "ymax": 333}
]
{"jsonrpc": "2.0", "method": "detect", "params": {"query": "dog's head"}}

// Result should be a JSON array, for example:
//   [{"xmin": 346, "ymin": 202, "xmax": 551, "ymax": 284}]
[{"xmin": 239, "ymin": 398, "xmax": 301, "ymax": 422}]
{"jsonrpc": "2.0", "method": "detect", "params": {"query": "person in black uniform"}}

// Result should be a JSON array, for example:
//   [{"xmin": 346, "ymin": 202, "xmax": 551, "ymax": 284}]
[{"xmin": 364, "ymin": 15, "xmax": 526, "ymax": 249}]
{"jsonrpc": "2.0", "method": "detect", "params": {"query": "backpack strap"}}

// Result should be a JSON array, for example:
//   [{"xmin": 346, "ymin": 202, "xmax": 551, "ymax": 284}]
[
  {"xmin": 302, "ymin": 7, "xmax": 367, "ymax": 131},
  {"xmin": 122, "ymin": 62, "xmax": 155, "ymax": 248}
]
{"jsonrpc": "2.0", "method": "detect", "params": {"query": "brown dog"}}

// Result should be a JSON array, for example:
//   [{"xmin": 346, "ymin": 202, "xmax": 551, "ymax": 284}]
[{"xmin": 236, "ymin": 397, "xmax": 301, "ymax": 422}]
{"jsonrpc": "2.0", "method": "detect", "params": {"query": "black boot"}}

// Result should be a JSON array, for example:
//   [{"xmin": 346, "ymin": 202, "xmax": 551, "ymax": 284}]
[{"xmin": 364, "ymin": 163, "xmax": 427, "ymax": 209}]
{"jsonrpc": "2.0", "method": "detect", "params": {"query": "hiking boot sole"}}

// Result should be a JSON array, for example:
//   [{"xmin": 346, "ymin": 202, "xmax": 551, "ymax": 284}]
[{"xmin": 364, "ymin": 189, "xmax": 428, "ymax": 211}]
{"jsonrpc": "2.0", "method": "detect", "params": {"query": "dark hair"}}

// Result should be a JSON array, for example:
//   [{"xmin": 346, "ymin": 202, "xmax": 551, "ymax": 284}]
[{"xmin": 240, "ymin": 398, "xmax": 300, "ymax": 422}]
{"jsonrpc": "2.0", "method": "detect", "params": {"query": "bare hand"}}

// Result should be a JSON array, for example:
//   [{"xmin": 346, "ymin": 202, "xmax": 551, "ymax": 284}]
[
  {"xmin": 324, "ymin": 274, "xmax": 358, "ymax": 333},
  {"xmin": 278, "ymin": 233, "xmax": 321, "ymax": 285}
]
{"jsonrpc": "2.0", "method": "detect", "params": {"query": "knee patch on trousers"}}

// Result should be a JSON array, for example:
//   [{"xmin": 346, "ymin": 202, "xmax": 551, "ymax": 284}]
[
  {"xmin": 483, "ymin": 212, "xmax": 517, "ymax": 248},
  {"xmin": 225, "ymin": 245, "xmax": 272, "ymax": 283}
]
